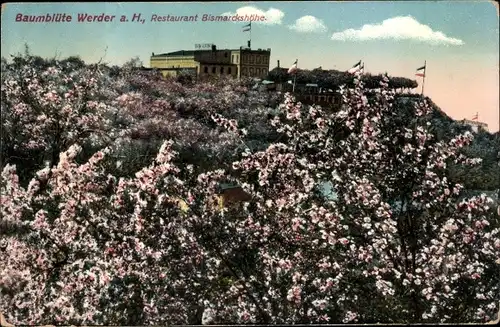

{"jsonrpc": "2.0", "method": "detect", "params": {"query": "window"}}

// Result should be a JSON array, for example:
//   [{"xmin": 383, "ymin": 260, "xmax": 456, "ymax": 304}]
[
  {"xmin": 232, "ymin": 55, "xmax": 235, "ymax": 63},
  {"xmin": 250, "ymin": 55, "xmax": 254, "ymax": 63},
  {"xmin": 249, "ymin": 67, "xmax": 254, "ymax": 75},
  {"xmin": 228, "ymin": 67, "xmax": 232, "ymax": 74},
  {"xmin": 256, "ymin": 68, "xmax": 260, "ymax": 75},
  {"xmin": 220, "ymin": 67, "xmax": 224, "ymax": 74},
  {"xmin": 242, "ymin": 67, "xmax": 247, "ymax": 75},
  {"xmin": 204, "ymin": 66, "xmax": 208, "ymax": 73},
  {"xmin": 256, "ymin": 56, "xmax": 261, "ymax": 64},
  {"xmin": 235, "ymin": 66, "xmax": 238, "ymax": 75},
  {"xmin": 212, "ymin": 66, "xmax": 216, "ymax": 73},
  {"xmin": 262, "ymin": 68, "xmax": 267, "ymax": 75},
  {"xmin": 263, "ymin": 56, "xmax": 268, "ymax": 64},
  {"xmin": 237, "ymin": 56, "xmax": 239, "ymax": 64}
]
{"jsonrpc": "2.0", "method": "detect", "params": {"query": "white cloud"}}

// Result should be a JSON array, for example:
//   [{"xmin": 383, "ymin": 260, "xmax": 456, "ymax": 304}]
[
  {"xmin": 221, "ymin": 6, "xmax": 284, "ymax": 25},
  {"xmin": 289, "ymin": 15, "xmax": 327, "ymax": 33},
  {"xmin": 330, "ymin": 16, "xmax": 464, "ymax": 45}
]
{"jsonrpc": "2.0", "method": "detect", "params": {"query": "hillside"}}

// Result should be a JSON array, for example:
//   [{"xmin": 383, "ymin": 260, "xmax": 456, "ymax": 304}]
[
  {"xmin": 2, "ymin": 54, "xmax": 497, "ymax": 193},
  {"xmin": 396, "ymin": 96, "xmax": 499, "ymax": 191},
  {"xmin": 265, "ymin": 66, "xmax": 498, "ymax": 191}
]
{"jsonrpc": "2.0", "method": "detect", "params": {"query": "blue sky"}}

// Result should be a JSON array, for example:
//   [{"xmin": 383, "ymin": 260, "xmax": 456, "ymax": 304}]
[{"xmin": 1, "ymin": 1, "xmax": 499, "ymax": 131}]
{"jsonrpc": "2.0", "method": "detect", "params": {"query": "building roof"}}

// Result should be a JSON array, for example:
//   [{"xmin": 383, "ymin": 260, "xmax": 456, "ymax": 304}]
[
  {"xmin": 152, "ymin": 50, "xmax": 197, "ymax": 57},
  {"xmin": 239, "ymin": 48, "xmax": 272, "ymax": 53},
  {"xmin": 218, "ymin": 183, "xmax": 240, "ymax": 191},
  {"xmin": 152, "ymin": 47, "xmax": 271, "ymax": 58},
  {"xmin": 461, "ymin": 119, "xmax": 488, "ymax": 127},
  {"xmin": 271, "ymin": 67, "xmax": 289, "ymax": 73},
  {"xmin": 141, "ymin": 66, "xmax": 196, "ymax": 71}
]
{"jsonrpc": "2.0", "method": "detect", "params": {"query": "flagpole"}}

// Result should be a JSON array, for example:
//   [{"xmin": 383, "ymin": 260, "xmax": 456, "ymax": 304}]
[
  {"xmin": 421, "ymin": 60, "xmax": 426, "ymax": 96},
  {"xmin": 293, "ymin": 59, "xmax": 298, "ymax": 93},
  {"xmin": 242, "ymin": 22, "xmax": 251, "ymax": 48}
]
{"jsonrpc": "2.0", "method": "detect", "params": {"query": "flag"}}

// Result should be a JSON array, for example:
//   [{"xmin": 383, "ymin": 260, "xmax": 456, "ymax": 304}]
[
  {"xmin": 416, "ymin": 63, "xmax": 426, "ymax": 77},
  {"xmin": 472, "ymin": 113, "xmax": 478, "ymax": 121},
  {"xmin": 347, "ymin": 60, "xmax": 362, "ymax": 74},
  {"xmin": 359, "ymin": 62, "xmax": 365, "ymax": 74},
  {"xmin": 243, "ymin": 22, "xmax": 251, "ymax": 32},
  {"xmin": 288, "ymin": 60, "xmax": 298, "ymax": 74}
]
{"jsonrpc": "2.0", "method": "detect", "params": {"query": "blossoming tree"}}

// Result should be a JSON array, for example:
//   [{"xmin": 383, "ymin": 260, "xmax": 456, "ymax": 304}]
[
  {"xmin": 1, "ymin": 67, "xmax": 499, "ymax": 325},
  {"xmin": 1, "ymin": 53, "xmax": 279, "ymax": 186},
  {"xmin": 106, "ymin": 70, "xmax": 279, "ymax": 176},
  {"xmin": 1, "ymin": 53, "xmax": 114, "ymax": 185}
]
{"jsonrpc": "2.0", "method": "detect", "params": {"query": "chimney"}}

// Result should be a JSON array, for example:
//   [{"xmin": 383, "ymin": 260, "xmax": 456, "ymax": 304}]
[
  {"xmin": 277, "ymin": 60, "xmax": 280, "ymax": 68},
  {"xmin": 212, "ymin": 44, "xmax": 216, "ymax": 51},
  {"xmin": 247, "ymin": 40, "xmax": 251, "ymax": 48}
]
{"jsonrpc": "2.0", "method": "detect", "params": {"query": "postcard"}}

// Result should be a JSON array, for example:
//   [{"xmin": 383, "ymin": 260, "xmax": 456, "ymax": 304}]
[{"xmin": 1, "ymin": 1, "xmax": 499, "ymax": 326}]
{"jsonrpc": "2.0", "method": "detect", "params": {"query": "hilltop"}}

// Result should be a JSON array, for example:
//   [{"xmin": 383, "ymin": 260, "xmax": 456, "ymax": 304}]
[{"xmin": 265, "ymin": 66, "xmax": 419, "ymax": 92}]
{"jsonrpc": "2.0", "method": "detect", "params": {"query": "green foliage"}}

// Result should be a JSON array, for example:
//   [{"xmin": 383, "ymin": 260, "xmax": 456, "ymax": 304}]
[
  {"xmin": 391, "ymin": 96, "xmax": 499, "ymax": 191},
  {"xmin": 266, "ymin": 67, "xmax": 418, "ymax": 91},
  {"xmin": 448, "ymin": 130, "xmax": 500, "ymax": 191}
]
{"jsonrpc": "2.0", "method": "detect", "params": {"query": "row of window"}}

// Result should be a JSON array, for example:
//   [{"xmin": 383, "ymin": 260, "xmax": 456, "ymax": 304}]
[
  {"xmin": 202, "ymin": 65, "xmax": 237, "ymax": 75},
  {"xmin": 200, "ymin": 66, "xmax": 269, "ymax": 76},
  {"xmin": 300, "ymin": 94, "xmax": 341, "ymax": 104},
  {"xmin": 241, "ymin": 67, "xmax": 268, "ymax": 76},
  {"xmin": 242, "ymin": 54, "xmax": 269, "ymax": 65}
]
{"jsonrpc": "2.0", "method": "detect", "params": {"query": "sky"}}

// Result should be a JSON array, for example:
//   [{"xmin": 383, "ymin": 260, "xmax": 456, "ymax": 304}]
[{"xmin": 1, "ymin": 1, "xmax": 499, "ymax": 132}]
